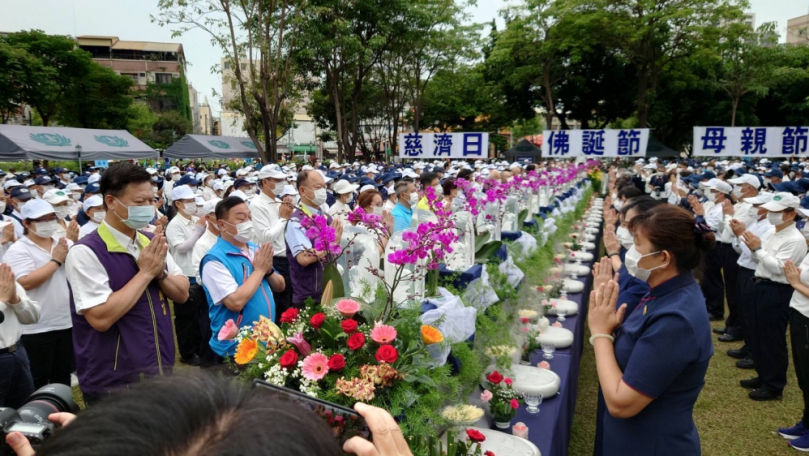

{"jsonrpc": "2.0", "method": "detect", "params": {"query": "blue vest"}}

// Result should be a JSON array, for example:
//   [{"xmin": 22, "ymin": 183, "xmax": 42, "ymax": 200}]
[{"xmin": 200, "ymin": 237, "xmax": 276, "ymax": 356}]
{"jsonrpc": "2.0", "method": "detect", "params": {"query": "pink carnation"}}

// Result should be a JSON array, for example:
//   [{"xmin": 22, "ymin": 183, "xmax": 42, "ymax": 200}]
[
  {"xmin": 480, "ymin": 390, "xmax": 493, "ymax": 402},
  {"xmin": 217, "ymin": 319, "xmax": 238, "ymax": 341}
]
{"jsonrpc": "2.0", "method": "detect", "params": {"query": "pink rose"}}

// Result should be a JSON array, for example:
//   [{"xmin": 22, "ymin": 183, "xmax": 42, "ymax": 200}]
[
  {"xmin": 480, "ymin": 390, "xmax": 493, "ymax": 403},
  {"xmin": 510, "ymin": 398, "xmax": 519, "ymax": 409},
  {"xmin": 504, "ymin": 378, "xmax": 513, "ymax": 386}
]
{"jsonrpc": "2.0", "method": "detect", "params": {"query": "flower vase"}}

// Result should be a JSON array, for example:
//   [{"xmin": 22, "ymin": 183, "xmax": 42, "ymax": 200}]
[{"xmin": 494, "ymin": 420, "xmax": 511, "ymax": 430}]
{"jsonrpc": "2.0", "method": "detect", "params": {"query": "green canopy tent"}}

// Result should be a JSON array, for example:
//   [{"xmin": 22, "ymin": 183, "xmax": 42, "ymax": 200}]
[{"xmin": 164, "ymin": 134, "xmax": 289, "ymax": 159}]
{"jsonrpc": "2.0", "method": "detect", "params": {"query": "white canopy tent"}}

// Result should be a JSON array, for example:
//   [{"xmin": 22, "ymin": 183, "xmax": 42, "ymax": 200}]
[{"xmin": 0, "ymin": 125, "xmax": 158, "ymax": 163}]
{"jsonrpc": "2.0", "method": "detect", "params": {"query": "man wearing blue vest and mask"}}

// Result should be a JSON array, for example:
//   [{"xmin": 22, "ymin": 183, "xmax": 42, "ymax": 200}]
[
  {"xmin": 65, "ymin": 163, "xmax": 189, "ymax": 406},
  {"xmin": 200, "ymin": 197, "xmax": 285, "ymax": 362}
]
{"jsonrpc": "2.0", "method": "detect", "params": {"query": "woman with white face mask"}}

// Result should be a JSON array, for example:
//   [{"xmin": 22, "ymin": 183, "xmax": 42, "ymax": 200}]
[
  {"xmin": 357, "ymin": 190, "xmax": 393, "ymax": 254},
  {"xmin": 589, "ymin": 204, "xmax": 715, "ymax": 456},
  {"xmin": 4, "ymin": 198, "xmax": 74, "ymax": 390},
  {"xmin": 328, "ymin": 180, "xmax": 359, "ymax": 225}
]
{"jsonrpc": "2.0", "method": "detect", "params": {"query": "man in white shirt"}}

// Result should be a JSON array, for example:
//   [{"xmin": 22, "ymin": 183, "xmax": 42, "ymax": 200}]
[
  {"xmin": 0, "ymin": 264, "xmax": 40, "ymax": 408},
  {"xmin": 250, "ymin": 167, "xmax": 294, "ymax": 313},
  {"xmin": 5, "ymin": 199, "xmax": 73, "ymax": 389},
  {"xmin": 65, "ymin": 163, "xmax": 189, "ymax": 405},
  {"xmin": 191, "ymin": 198, "xmax": 220, "ymax": 368},
  {"xmin": 78, "ymin": 195, "xmax": 105, "ymax": 239},
  {"xmin": 166, "ymin": 185, "xmax": 207, "ymax": 366},
  {"xmin": 741, "ymin": 192, "xmax": 808, "ymax": 401}
]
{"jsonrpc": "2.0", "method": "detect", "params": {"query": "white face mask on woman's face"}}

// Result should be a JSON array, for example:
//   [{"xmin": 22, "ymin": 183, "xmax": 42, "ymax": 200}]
[
  {"xmin": 767, "ymin": 211, "xmax": 785, "ymax": 227},
  {"xmin": 625, "ymin": 245, "xmax": 668, "ymax": 283}
]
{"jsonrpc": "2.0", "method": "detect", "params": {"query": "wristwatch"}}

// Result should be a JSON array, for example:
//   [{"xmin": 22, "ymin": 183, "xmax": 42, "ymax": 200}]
[
  {"xmin": 157, "ymin": 272, "xmax": 169, "ymax": 282},
  {"xmin": 266, "ymin": 269, "xmax": 275, "ymax": 277}
]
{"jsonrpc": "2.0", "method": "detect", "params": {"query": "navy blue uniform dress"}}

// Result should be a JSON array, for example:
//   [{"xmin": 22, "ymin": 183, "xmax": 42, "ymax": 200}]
[{"xmin": 603, "ymin": 272, "xmax": 713, "ymax": 456}]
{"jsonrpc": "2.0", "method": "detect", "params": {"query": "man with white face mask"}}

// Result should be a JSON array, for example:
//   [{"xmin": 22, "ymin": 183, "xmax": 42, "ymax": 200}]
[
  {"xmin": 740, "ymin": 192, "xmax": 808, "ymax": 401},
  {"xmin": 201, "ymin": 197, "xmax": 284, "ymax": 363},
  {"xmin": 78, "ymin": 195, "xmax": 105, "ymax": 239},
  {"xmin": 166, "ymin": 185, "xmax": 208, "ymax": 366},
  {"xmin": 391, "ymin": 180, "xmax": 418, "ymax": 234},
  {"xmin": 285, "ymin": 170, "xmax": 343, "ymax": 309},
  {"xmin": 727, "ymin": 193, "xmax": 775, "ymax": 370},
  {"xmin": 696, "ymin": 179, "xmax": 737, "ymax": 324},
  {"xmin": 250, "ymin": 167, "xmax": 295, "ymax": 314},
  {"xmin": 5, "ymin": 199, "xmax": 73, "ymax": 390},
  {"xmin": 65, "ymin": 163, "xmax": 189, "ymax": 405}
]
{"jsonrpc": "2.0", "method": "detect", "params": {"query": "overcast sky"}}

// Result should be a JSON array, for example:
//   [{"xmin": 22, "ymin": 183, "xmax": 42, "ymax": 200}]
[{"xmin": 0, "ymin": 0, "xmax": 806, "ymax": 118}]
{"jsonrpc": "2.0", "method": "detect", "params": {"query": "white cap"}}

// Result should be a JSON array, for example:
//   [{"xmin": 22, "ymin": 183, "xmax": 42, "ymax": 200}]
[
  {"xmin": 23, "ymin": 179, "xmax": 35, "ymax": 187},
  {"xmin": 359, "ymin": 184, "xmax": 376, "ymax": 194},
  {"xmin": 333, "ymin": 180, "xmax": 359, "ymax": 195},
  {"xmin": 762, "ymin": 192, "xmax": 801, "ymax": 212},
  {"xmin": 21, "ymin": 199, "xmax": 55, "ymax": 219},
  {"xmin": 280, "ymin": 185, "xmax": 298, "ymax": 197},
  {"xmin": 258, "ymin": 167, "xmax": 287, "ymax": 179},
  {"xmin": 43, "ymin": 189, "xmax": 69, "ymax": 205},
  {"xmin": 229, "ymin": 190, "xmax": 248, "ymax": 201},
  {"xmin": 88, "ymin": 174, "xmax": 101, "ymax": 185},
  {"xmin": 195, "ymin": 196, "xmax": 205, "ymax": 206},
  {"xmin": 217, "ymin": 168, "xmax": 228, "ymax": 176},
  {"xmin": 82, "ymin": 195, "xmax": 104, "ymax": 213},
  {"xmin": 302, "ymin": 165, "xmax": 314, "ymax": 171},
  {"xmin": 213, "ymin": 181, "xmax": 224, "ymax": 191},
  {"xmin": 401, "ymin": 169, "xmax": 418, "ymax": 179},
  {"xmin": 66, "ymin": 183, "xmax": 82, "ymax": 192},
  {"xmin": 329, "ymin": 162, "xmax": 340, "ymax": 169},
  {"xmin": 4, "ymin": 179, "xmax": 21, "ymax": 190},
  {"xmin": 168, "ymin": 166, "xmax": 181, "ymax": 173},
  {"xmin": 171, "ymin": 185, "xmax": 196, "ymax": 201},
  {"xmin": 701, "ymin": 178, "xmax": 732, "ymax": 194},
  {"xmin": 744, "ymin": 192, "xmax": 774, "ymax": 205},
  {"xmin": 727, "ymin": 174, "xmax": 761, "ymax": 189},
  {"xmin": 236, "ymin": 168, "xmax": 250, "ymax": 177},
  {"xmin": 145, "ymin": 168, "xmax": 157, "ymax": 175},
  {"xmin": 201, "ymin": 198, "xmax": 220, "ymax": 216}
]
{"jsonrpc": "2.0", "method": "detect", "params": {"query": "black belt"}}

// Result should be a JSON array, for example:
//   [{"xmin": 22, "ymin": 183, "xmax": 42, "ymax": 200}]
[
  {"xmin": 0, "ymin": 340, "xmax": 20, "ymax": 355},
  {"xmin": 753, "ymin": 277, "xmax": 792, "ymax": 287}
]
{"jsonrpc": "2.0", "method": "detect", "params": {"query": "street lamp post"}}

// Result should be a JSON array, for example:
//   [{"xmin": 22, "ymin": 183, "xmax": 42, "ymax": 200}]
[{"xmin": 75, "ymin": 144, "xmax": 83, "ymax": 173}]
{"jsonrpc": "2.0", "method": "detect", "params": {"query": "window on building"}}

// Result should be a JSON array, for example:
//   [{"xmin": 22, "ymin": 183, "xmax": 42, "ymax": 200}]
[
  {"xmin": 155, "ymin": 73, "xmax": 173, "ymax": 84},
  {"xmin": 121, "ymin": 73, "xmax": 139, "ymax": 84},
  {"xmin": 158, "ymin": 97, "xmax": 177, "ymax": 112},
  {"xmin": 224, "ymin": 62, "xmax": 230, "ymax": 70}
]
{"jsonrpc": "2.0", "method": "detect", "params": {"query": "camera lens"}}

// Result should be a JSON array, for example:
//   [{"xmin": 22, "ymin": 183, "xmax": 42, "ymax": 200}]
[{"xmin": 17, "ymin": 384, "xmax": 79, "ymax": 425}]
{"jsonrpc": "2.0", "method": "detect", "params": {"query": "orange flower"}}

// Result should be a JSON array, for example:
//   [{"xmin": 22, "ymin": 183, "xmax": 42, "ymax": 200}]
[
  {"xmin": 421, "ymin": 325, "xmax": 444, "ymax": 345},
  {"xmin": 234, "ymin": 338, "xmax": 259, "ymax": 365}
]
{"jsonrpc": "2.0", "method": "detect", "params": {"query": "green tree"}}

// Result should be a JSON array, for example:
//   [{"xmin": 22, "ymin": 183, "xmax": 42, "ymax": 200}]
[
  {"xmin": 0, "ymin": 30, "xmax": 94, "ymax": 126},
  {"xmin": 127, "ymin": 102, "xmax": 159, "ymax": 139},
  {"xmin": 150, "ymin": 110, "xmax": 193, "ymax": 150},
  {"xmin": 58, "ymin": 63, "xmax": 134, "ymax": 129},
  {"xmin": 0, "ymin": 42, "xmax": 48, "ymax": 124},
  {"xmin": 155, "ymin": 0, "xmax": 308, "ymax": 163}
]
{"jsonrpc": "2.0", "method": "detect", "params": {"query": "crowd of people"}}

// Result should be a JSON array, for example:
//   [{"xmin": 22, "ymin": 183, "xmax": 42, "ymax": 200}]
[
  {"xmin": 593, "ymin": 157, "xmax": 809, "ymax": 453},
  {"xmin": 5, "ymin": 154, "xmax": 809, "ymax": 454}
]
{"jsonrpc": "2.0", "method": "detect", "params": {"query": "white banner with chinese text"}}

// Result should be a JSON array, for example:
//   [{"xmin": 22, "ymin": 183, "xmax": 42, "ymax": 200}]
[
  {"xmin": 693, "ymin": 127, "xmax": 809, "ymax": 157},
  {"xmin": 541, "ymin": 129, "xmax": 649, "ymax": 158},
  {"xmin": 397, "ymin": 132, "xmax": 489, "ymax": 159}
]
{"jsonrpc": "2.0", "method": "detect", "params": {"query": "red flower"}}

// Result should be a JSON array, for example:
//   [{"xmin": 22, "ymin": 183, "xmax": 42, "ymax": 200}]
[
  {"xmin": 375, "ymin": 344, "xmax": 399, "ymax": 364},
  {"xmin": 347, "ymin": 332, "xmax": 366, "ymax": 351},
  {"xmin": 537, "ymin": 286, "xmax": 544, "ymax": 292},
  {"xmin": 510, "ymin": 398, "xmax": 519, "ymax": 409},
  {"xmin": 327, "ymin": 354, "xmax": 346, "ymax": 371},
  {"xmin": 484, "ymin": 452, "xmax": 495, "ymax": 456},
  {"xmin": 310, "ymin": 313, "xmax": 326, "ymax": 329},
  {"xmin": 341, "ymin": 319, "xmax": 358, "ymax": 334},
  {"xmin": 519, "ymin": 317, "xmax": 529, "ymax": 324},
  {"xmin": 279, "ymin": 350, "xmax": 298, "ymax": 369},
  {"xmin": 280, "ymin": 308, "xmax": 299, "ymax": 324},
  {"xmin": 466, "ymin": 429, "xmax": 486, "ymax": 443},
  {"xmin": 505, "ymin": 378, "xmax": 513, "ymax": 386},
  {"xmin": 487, "ymin": 371, "xmax": 503, "ymax": 385}
]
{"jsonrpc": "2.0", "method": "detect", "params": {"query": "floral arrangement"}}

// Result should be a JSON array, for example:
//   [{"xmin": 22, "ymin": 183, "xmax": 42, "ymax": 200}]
[
  {"xmin": 455, "ymin": 429, "xmax": 495, "ymax": 456},
  {"xmin": 481, "ymin": 371, "xmax": 521, "ymax": 423},
  {"xmin": 521, "ymin": 328, "xmax": 542, "ymax": 363}
]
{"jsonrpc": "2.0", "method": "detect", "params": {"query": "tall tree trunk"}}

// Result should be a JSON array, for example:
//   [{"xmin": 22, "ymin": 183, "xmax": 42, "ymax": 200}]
[
  {"xmin": 636, "ymin": 66, "xmax": 650, "ymax": 128},
  {"xmin": 731, "ymin": 97, "xmax": 739, "ymax": 127}
]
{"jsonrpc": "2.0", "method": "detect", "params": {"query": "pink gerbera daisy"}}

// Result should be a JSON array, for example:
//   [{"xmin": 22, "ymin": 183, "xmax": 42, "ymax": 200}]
[
  {"xmin": 336, "ymin": 299, "xmax": 361, "ymax": 318},
  {"xmin": 301, "ymin": 353, "xmax": 330, "ymax": 381},
  {"xmin": 370, "ymin": 322, "xmax": 397, "ymax": 344}
]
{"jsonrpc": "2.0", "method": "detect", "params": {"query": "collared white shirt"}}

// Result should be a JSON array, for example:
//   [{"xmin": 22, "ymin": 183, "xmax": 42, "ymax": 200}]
[
  {"xmin": 5, "ymin": 235, "xmax": 73, "ymax": 334},
  {"xmin": 384, "ymin": 199, "xmax": 396, "ymax": 212},
  {"xmin": 754, "ymin": 224, "xmax": 808, "ymax": 283},
  {"xmin": 164, "ymin": 180, "xmax": 175, "ymax": 204},
  {"xmin": 65, "ymin": 222, "xmax": 183, "ymax": 314},
  {"xmin": 328, "ymin": 200, "xmax": 351, "ymax": 224},
  {"xmin": 78, "ymin": 220, "xmax": 100, "ymax": 239},
  {"xmin": 0, "ymin": 283, "xmax": 40, "ymax": 349},
  {"xmin": 201, "ymin": 244, "xmax": 257, "ymax": 305},
  {"xmin": 4, "ymin": 214, "xmax": 23, "ymax": 240},
  {"xmin": 166, "ymin": 213, "xmax": 203, "ymax": 277},
  {"xmin": 790, "ymin": 253, "xmax": 809, "ymax": 318},
  {"xmin": 202, "ymin": 186, "xmax": 217, "ymax": 201},
  {"xmin": 249, "ymin": 191, "xmax": 288, "ymax": 257},
  {"xmin": 192, "ymin": 229, "xmax": 219, "ymax": 285},
  {"xmin": 733, "ymin": 218, "xmax": 774, "ymax": 270}
]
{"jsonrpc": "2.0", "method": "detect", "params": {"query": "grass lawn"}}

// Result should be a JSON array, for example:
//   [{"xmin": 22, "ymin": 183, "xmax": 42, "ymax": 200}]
[{"xmin": 569, "ymin": 317, "xmax": 803, "ymax": 456}]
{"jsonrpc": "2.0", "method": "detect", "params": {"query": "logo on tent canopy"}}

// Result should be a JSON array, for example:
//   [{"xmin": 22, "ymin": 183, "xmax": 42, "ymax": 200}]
[
  {"xmin": 94, "ymin": 135, "xmax": 129, "ymax": 148},
  {"xmin": 208, "ymin": 140, "xmax": 231, "ymax": 149},
  {"xmin": 29, "ymin": 133, "xmax": 71, "ymax": 147},
  {"xmin": 240, "ymin": 140, "xmax": 257, "ymax": 149}
]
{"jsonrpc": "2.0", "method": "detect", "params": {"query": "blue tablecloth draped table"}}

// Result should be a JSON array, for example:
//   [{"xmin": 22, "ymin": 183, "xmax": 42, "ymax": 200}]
[{"xmin": 501, "ymin": 231, "xmax": 523, "ymax": 241}]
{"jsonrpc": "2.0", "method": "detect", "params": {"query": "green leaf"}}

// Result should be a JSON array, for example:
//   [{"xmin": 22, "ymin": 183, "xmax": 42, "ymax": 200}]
[
  {"xmin": 323, "ymin": 263, "xmax": 345, "ymax": 299},
  {"xmin": 474, "ymin": 232, "xmax": 491, "ymax": 253},
  {"xmin": 475, "ymin": 240, "xmax": 503, "ymax": 264},
  {"xmin": 518, "ymin": 209, "xmax": 529, "ymax": 227}
]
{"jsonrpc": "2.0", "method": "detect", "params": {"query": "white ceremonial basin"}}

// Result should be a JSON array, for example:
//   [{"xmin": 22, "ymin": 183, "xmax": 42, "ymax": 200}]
[
  {"xmin": 563, "ymin": 278, "xmax": 584, "ymax": 293},
  {"xmin": 481, "ymin": 364, "xmax": 561, "ymax": 399},
  {"xmin": 564, "ymin": 263, "xmax": 591, "ymax": 277},
  {"xmin": 447, "ymin": 427, "xmax": 541, "ymax": 456},
  {"xmin": 545, "ymin": 298, "xmax": 579, "ymax": 316},
  {"xmin": 584, "ymin": 227, "xmax": 599, "ymax": 234},
  {"xmin": 537, "ymin": 326, "xmax": 574, "ymax": 348},
  {"xmin": 569, "ymin": 251, "xmax": 594, "ymax": 262}
]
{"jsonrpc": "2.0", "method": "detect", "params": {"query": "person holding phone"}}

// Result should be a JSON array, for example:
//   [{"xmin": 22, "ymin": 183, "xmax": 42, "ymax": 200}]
[{"xmin": 4, "ymin": 375, "xmax": 414, "ymax": 456}]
